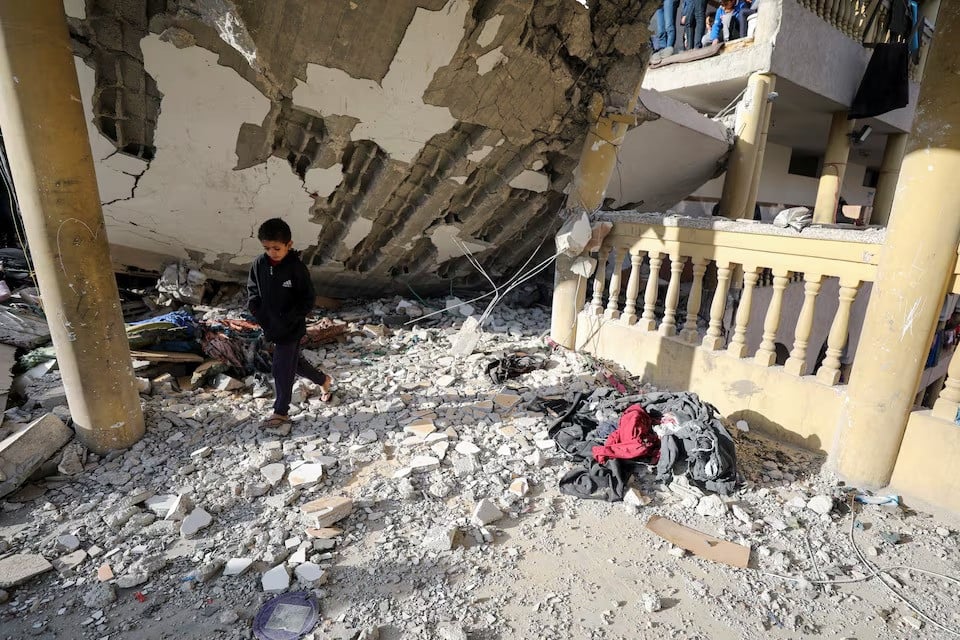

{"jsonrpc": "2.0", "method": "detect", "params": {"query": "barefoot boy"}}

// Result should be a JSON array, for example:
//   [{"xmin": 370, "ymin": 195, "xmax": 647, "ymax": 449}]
[{"xmin": 247, "ymin": 218, "xmax": 332, "ymax": 428}]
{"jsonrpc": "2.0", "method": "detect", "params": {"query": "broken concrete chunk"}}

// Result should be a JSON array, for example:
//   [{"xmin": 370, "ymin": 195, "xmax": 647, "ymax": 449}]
[
  {"xmin": 493, "ymin": 393, "xmax": 522, "ymax": 411},
  {"xmin": 0, "ymin": 414, "xmax": 72, "ymax": 499},
  {"xmin": 404, "ymin": 419, "xmax": 436, "ymax": 438},
  {"xmin": 53, "ymin": 550, "xmax": 87, "ymax": 573},
  {"xmin": 179, "ymin": 508, "xmax": 213, "ymax": 539},
  {"xmin": 806, "ymin": 495, "xmax": 834, "ymax": 516},
  {"xmin": 260, "ymin": 463, "xmax": 287, "ymax": 487},
  {"xmin": 570, "ymin": 255, "xmax": 597, "ymax": 278},
  {"xmin": 301, "ymin": 496, "xmax": 353, "ymax": 528},
  {"xmin": 57, "ymin": 442, "xmax": 86, "ymax": 476},
  {"xmin": 304, "ymin": 527, "xmax": 342, "ymax": 540},
  {"xmin": 223, "ymin": 558, "xmax": 253, "ymax": 577},
  {"xmin": 450, "ymin": 316, "xmax": 482, "ymax": 358},
  {"xmin": 56, "ymin": 534, "xmax": 81, "ymax": 552},
  {"xmin": 261, "ymin": 565, "xmax": 290, "ymax": 593},
  {"xmin": 508, "ymin": 478, "xmax": 530, "ymax": 497},
  {"xmin": 97, "ymin": 563, "xmax": 114, "ymax": 582},
  {"xmin": 83, "ymin": 583, "xmax": 116, "ymax": 608},
  {"xmin": 294, "ymin": 562, "xmax": 326, "ymax": 586},
  {"xmin": 288, "ymin": 463, "xmax": 325, "ymax": 488},
  {"xmin": 695, "ymin": 494, "xmax": 727, "ymax": 518},
  {"xmin": 624, "ymin": 488, "xmax": 651, "ymax": 508},
  {"xmin": 422, "ymin": 525, "xmax": 459, "ymax": 552},
  {"xmin": 555, "ymin": 210, "xmax": 591, "ymax": 256},
  {"xmin": 164, "ymin": 494, "xmax": 194, "ymax": 521},
  {"xmin": 0, "ymin": 554, "xmax": 54, "ymax": 588},
  {"xmin": 37, "ymin": 387, "xmax": 68, "ymax": 410},
  {"xmin": 455, "ymin": 442, "xmax": 481, "ymax": 457},
  {"xmin": 409, "ymin": 455, "xmax": 440, "ymax": 473},
  {"xmin": 472, "ymin": 499, "xmax": 504, "ymax": 526},
  {"xmin": 144, "ymin": 494, "xmax": 177, "ymax": 516}
]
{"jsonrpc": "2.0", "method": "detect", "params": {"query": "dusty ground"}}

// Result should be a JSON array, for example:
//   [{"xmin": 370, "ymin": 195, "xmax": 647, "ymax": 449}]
[{"xmin": 1, "ymin": 298, "xmax": 959, "ymax": 640}]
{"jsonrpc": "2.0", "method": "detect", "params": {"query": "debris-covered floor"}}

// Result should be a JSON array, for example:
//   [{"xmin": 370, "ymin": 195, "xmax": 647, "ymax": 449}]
[{"xmin": 1, "ymin": 298, "xmax": 960, "ymax": 640}]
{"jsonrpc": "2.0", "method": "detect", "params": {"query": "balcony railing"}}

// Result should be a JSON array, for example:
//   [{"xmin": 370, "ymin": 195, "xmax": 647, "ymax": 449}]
[{"xmin": 796, "ymin": 0, "xmax": 891, "ymax": 40}]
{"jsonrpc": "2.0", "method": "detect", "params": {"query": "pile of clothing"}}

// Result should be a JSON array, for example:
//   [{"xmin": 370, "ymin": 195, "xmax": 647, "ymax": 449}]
[{"xmin": 548, "ymin": 389, "xmax": 739, "ymax": 502}]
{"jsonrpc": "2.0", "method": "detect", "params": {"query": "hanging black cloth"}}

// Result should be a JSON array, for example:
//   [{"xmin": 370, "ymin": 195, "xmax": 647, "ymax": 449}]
[{"xmin": 849, "ymin": 42, "xmax": 909, "ymax": 120}]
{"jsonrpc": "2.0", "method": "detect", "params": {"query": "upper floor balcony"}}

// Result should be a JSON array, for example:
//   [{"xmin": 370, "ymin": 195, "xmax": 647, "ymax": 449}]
[{"xmin": 642, "ymin": 0, "xmax": 935, "ymax": 137}]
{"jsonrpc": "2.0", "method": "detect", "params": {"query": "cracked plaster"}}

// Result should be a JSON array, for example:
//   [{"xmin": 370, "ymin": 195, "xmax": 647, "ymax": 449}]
[{"xmin": 291, "ymin": 0, "xmax": 470, "ymax": 164}]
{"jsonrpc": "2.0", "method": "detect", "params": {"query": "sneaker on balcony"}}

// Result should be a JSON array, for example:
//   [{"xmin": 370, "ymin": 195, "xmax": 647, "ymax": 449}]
[{"xmin": 661, "ymin": 46, "xmax": 675, "ymax": 58}]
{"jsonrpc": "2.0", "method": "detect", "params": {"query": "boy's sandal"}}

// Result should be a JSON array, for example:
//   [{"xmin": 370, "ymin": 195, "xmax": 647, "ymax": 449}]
[
  {"xmin": 320, "ymin": 378, "xmax": 335, "ymax": 403},
  {"xmin": 260, "ymin": 416, "xmax": 291, "ymax": 429}
]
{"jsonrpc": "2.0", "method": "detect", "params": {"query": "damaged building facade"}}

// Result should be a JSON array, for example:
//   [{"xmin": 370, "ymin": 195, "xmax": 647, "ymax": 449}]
[
  {"xmin": 554, "ymin": 1, "xmax": 960, "ymax": 514},
  {"xmin": 60, "ymin": 0, "xmax": 728, "ymax": 296}
]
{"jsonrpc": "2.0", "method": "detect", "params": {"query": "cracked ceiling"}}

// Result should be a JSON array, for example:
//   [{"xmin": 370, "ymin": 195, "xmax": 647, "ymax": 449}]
[{"xmin": 66, "ymin": 0, "xmax": 663, "ymax": 296}]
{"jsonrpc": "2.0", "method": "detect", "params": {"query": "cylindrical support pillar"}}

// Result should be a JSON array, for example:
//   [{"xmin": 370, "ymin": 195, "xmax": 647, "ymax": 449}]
[
  {"xmin": 870, "ymin": 133, "xmax": 908, "ymax": 226},
  {"xmin": 719, "ymin": 73, "xmax": 776, "ymax": 219},
  {"xmin": 745, "ymin": 75, "xmax": 777, "ymax": 220},
  {"xmin": 0, "ymin": 2, "xmax": 144, "ymax": 452},
  {"xmin": 835, "ymin": 2, "xmax": 960, "ymax": 488},
  {"xmin": 813, "ymin": 111, "xmax": 855, "ymax": 224}
]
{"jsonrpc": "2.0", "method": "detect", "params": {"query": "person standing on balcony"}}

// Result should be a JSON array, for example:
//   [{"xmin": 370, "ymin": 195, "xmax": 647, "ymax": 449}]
[
  {"xmin": 652, "ymin": 0, "xmax": 677, "ymax": 61},
  {"xmin": 737, "ymin": 0, "xmax": 760, "ymax": 39},
  {"xmin": 707, "ymin": 0, "xmax": 742, "ymax": 45},
  {"xmin": 680, "ymin": 0, "xmax": 708, "ymax": 51}
]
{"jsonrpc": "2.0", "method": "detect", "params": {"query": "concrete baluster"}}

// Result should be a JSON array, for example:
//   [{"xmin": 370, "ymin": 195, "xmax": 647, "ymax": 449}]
[
  {"xmin": 660, "ymin": 254, "xmax": 686, "ymax": 336},
  {"xmin": 755, "ymin": 268, "xmax": 791, "ymax": 366},
  {"xmin": 728, "ymin": 266, "xmax": 761, "ymax": 358},
  {"xmin": 640, "ymin": 251, "xmax": 663, "ymax": 331},
  {"xmin": 817, "ymin": 278, "xmax": 861, "ymax": 384},
  {"xmin": 621, "ymin": 249, "xmax": 645, "ymax": 325},
  {"xmin": 591, "ymin": 246, "xmax": 610, "ymax": 316},
  {"xmin": 604, "ymin": 247, "xmax": 627, "ymax": 320},
  {"xmin": 703, "ymin": 261, "xmax": 732, "ymax": 350},
  {"xmin": 785, "ymin": 274, "xmax": 824, "ymax": 376},
  {"xmin": 680, "ymin": 257, "xmax": 708, "ymax": 342}
]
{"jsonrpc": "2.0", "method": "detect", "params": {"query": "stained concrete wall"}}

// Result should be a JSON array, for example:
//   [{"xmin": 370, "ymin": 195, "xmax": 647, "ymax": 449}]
[{"xmin": 62, "ymin": 0, "xmax": 729, "ymax": 295}]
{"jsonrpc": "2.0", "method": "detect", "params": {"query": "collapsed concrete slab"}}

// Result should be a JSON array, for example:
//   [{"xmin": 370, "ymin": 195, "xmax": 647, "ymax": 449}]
[
  {"xmin": 0, "ymin": 414, "xmax": 72, "ymax": 499},
  {"xmin": 65, "ymin": 0, "xmax": 729, "ymax": 296}
]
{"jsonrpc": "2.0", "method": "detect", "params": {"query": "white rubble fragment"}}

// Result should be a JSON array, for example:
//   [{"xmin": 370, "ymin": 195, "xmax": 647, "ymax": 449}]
[
  {"xmin": 455, "ymin": 441, "xmax": 481, "ymax": 456},
  {"xmin": 641, "ymin": 592, "xmax": 662, "ymax": 613},
  {"xmin": 223, "ymin": 558, "xmax": 253, "ymax": 577},
  {"xmin": 190, "ymin": 446, "xmax": 213, "ymax": 459},
  {"xmin": 624, "ymin": 488, "xmax": 650, "ymax": 507},
  {"xmin": 696, "ymin": 494, "xmax": 727, "ymax": 518},
  {"xmin": 735, "ymin": 420, "xmax": 750, "ymax": 432},
  {"xmin": 423, "ymin": 525, "xmax": 459, "ymax": 552},
  {"xmin": 357, "ymin": 429, "xmax": 379, "ymax": 444},
  {"xmin": 213, "ymin": 374, "xmax": 244, "ymax": 391},
  {"xmin": 0, "ymin": 414, "xmax": 72, "ymax": 499},
  {"xmin": 806, "ymin": 495, "xmax": 834, "ymax": 516},
  {"xmin": 180, "ymin": 508, "xmax": 213, "ymax": 539},
  {"xmin": 288, "ymin": 463, "xmax": 325, "ymax": 488},
  {"xmin": 144, "ymin": 495, "xmax": 177, "ymax": 516},
  {"xmin": 261, "ymin": 565, "xmax": 290, "ymax": 593},
  {"xmin": 57, "ymin": 534, "xmax": 81, "ymax": 552},
  {"xmin": 165, "ymin": 494, "xmax": 194, "ymax": 521},
  {"xmin": 409, "ymin": 455, "xmax": 441, "ymax": 473},
  {"xmin": 555, "ymin": 210, "xmax": 592, "ymax": 256},
  {"xmin": 509, "ymin": 478, "xmax": 530, "ymax": 497},
  {"xmin": 570, "ymin": 256, "xmax": 597, "ymax": 278},
  {"xmin": 53, "ymin": 550, "xmax": 87, "ymax": 573},
  {"xmin": 436, "ymin": 374, "xmax": 456, "ymax": 388},
  {"xmin": 472, "ymin": 499, "xmax": 504, "ymax": 526},
  {"xmin": 294, "ymin": 562, "xmax": 326, "ymax": 586},
  {"xmin": 260, "ymin": 463, "xmax": 287, "ymax": 487}
]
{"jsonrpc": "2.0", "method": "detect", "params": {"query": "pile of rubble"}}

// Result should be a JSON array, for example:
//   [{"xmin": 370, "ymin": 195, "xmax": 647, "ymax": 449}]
[{"xmin": 1, "ymin": 297, "xmax": 959, "ymax": 639}]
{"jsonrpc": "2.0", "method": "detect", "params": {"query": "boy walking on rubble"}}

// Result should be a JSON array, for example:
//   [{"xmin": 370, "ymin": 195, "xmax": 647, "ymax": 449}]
[{"xmin": 247, "ymin": 218, "xmax": 333, "ymax": 429}]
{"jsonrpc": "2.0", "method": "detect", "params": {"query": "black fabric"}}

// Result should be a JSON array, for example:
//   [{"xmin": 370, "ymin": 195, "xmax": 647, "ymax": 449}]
[
  {"xmin": 246, "ymin": 251, "xmax": 315, "ymax": 344},
  {"xmin": 640, "ymin": 392, "xmax": 739, "ymax": 494},
  {"xmin": 888, "ymin": 0, "xmax": 910, "ymax": 38},
  {"xmin": 849, "ymin": 43, "xmax": 909, "ymax": 120},
  {"xmin": 559, "ymin": 458, "xmax": 643, "ymax": 502},
  {"xmin": 485, "ymin": 353, "xmax": 545, "ymax": 384}
]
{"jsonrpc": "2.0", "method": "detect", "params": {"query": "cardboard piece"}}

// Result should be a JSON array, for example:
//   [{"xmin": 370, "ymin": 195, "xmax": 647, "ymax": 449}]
[{"xmin": 646, "ymin": 515, "xmax": 751, "ymax": 569}]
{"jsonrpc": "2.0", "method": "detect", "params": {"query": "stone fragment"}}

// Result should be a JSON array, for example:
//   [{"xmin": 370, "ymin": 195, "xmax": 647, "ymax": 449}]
[
  {"xmin": 731, "ymin": 504, "xmax": 751, "ymax": 524},
  {"xmin": 301, "ymin": 496, "xmax": 353, "ymax": 528},
  {"xmin": 409, "ymin": 455, "xmax": 441, "ymax": 473},
  {"xmin": 624, "ymin": 488, "xmax": 651, "ymax": 508},
  {"xmin": 357, "ymin": 429, "xmax": 378, "ymax": 444},
  {"xmin": 38, "ymin": 387, "xmax": 68, "ymax": 410},
  {"xmin": 83, "ymin": 583, "xmax": 116, "ymax": 608},
  {"xmin": 437, "ymin": 623, "xmax": 468, "ymax": 640},
  {"xmin": 735, "ymin": 420, "xmax": 750, "ymax": 432},
  {"xmin": 455, "ymin": 442, "xmax": 481, "ymax": 456},
  {"xmin": 696, "ymin": 494, "xmax": 727, "ymax": 518},
  {"xmin": 472, "ymin": 499, "xmax": 504, "ymax": 526},
  {"xmin": 219, "ymin": 609, "xmax": 240, "ymax": 625},
  {"xmin": 423, "ymin": 525, "xmax": 459, "ymax": 552},
  {"xmin": 294, "ymin": 562, "xmax": 326, "ymax": 586},
  {"xmin": 97, "ymin": 563, "xmax": 114, "ymax": 582},
  {"xmin": 213, "ymin": 374, "xmax": 243, "ymax": 391},
  {"xmin": 136, "ymin": 377, "xmax": 152, "ymax": 394},
  {"xmin": 165, "ymin": 494, "xmax": 194, "ymax": 521},
  {"xmin": 436, "ymin": 374, "xmax": 456, "ymax": 388},
  {"xmin": 0, "ymin": 414, "xmax": 72, "ymax": 499},
  {"xmin": 404, "ymin": 420, "xmax": 436, "ymax": 438},
  {"xmin": 304, "ymin": 527, "xmax": 342, "ymax": 539},
  {"xmin": 288, "ymin": 463, "xmax": 325, "ymax": 488},
  {"xmin": 57, "ymin": 534, "xmax": 81, "ymax": 552},
  {"xmin": 450, "ymin": 316, "xmax": 482, "ymax": 357},
  {"xmin": 303, "ymin": 451, "xmax": 338, "ymax": 468},
  {"xmin": 902, "ymin": 616, "xmax": 923, "ymax": 631},
  {"xmin": 509, "ymin": 478, "xmax": 530, "ymax": 497},
  {"xmin": 190, "ymin": 446, "xmax": 213, "ymax": 459},
  {"xmin": 431, "ymin": 441, "xmax": 449, "ymax": 460},
  {"xmin": 180, "ymin": 508, "xmax": 213, "ymax": 539},
  {"xmin": 0, "ymin": 554, "xmax": 53, "ymax": 588},
  {"xmin": 144, "ymin": 494, "xmax": 177, "ymax": 516},
  {"xmin": 53, "ymin": 550, "xmax": 87, "ymax": 573},
  {"xmin": 641, "ymin": 592, "xmax": 662, "ymax": 613},
  {"xmin": 260, "ymin": 463, "xmax": 286, "ymax": 487},
  {"xmin": 223, "ymin": 558, "xmax": 253, "ymax": 577},
  {"xmin": 936, "ymin": 527, "xmax": 951, "ymax": 538},
  {"xmin": 525, "ymin": 449, "xmax": 546, "ymax": 468},
  {"xmin": 261, "ymin": 565, "xmax": 290, "ymax": 593},
  {"xmin": 494, "ymin": 393, "xmax": 522, "ymax": 411},
  {"xmin": 806, "ymin": 495, "xmax": 834, "ymax": 516},
  {"xmin": 57, "ymin": 442, "xmax": 86, "ymax": 476}
]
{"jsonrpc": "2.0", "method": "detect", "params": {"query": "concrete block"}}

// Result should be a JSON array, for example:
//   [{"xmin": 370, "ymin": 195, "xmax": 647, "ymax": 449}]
[
  {"xmin": 0, "ymin": 414, "xmax": 72, "ymax": 499},
  {"xmin": 0, "ymin": 554, "xmax": 53, "ymax": 588}
]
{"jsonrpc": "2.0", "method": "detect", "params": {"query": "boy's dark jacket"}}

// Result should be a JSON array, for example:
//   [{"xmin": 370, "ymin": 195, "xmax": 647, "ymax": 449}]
[{"xmin": 246, "ymin": 251, "xmax": 315, "ymax": 344}]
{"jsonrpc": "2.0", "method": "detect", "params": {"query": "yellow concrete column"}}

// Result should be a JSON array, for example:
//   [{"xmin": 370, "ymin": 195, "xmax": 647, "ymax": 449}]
[
  {"xmin": 835, "ymin": 2, "xmax": 960, "ymax": 488},
  {"xmin": 719, "ymin": 73, "xmax": 775, "ymax": 219},
  {"xmin": 813, "ymin": 111, "xmax": 855, "ymax": 224},
  {"xmin": 0, "ymin": 2, "xmax": 145, "ymax": 452},
  {"xmin": 870, "ymin": 133, "xmax": 908, "ymax": 227},
  {"xmin": 745, "ymin": 75, "xmax": 777, "ymax": 219},
  {"xmin": 551, "ymin": 83, "xmax": 649, "ymax": 347}
]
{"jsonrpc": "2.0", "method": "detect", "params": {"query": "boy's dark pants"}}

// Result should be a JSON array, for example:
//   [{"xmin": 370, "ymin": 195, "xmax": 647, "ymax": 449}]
[{"xmin": 272, "ymin": 341, "xmax": 328, "ymax": 416}]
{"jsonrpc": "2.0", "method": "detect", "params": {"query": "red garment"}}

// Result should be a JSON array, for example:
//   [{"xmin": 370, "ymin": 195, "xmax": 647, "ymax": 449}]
[{"xmin": 592, "ymin": 404, "xmax": 661, "ymax": 464}]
